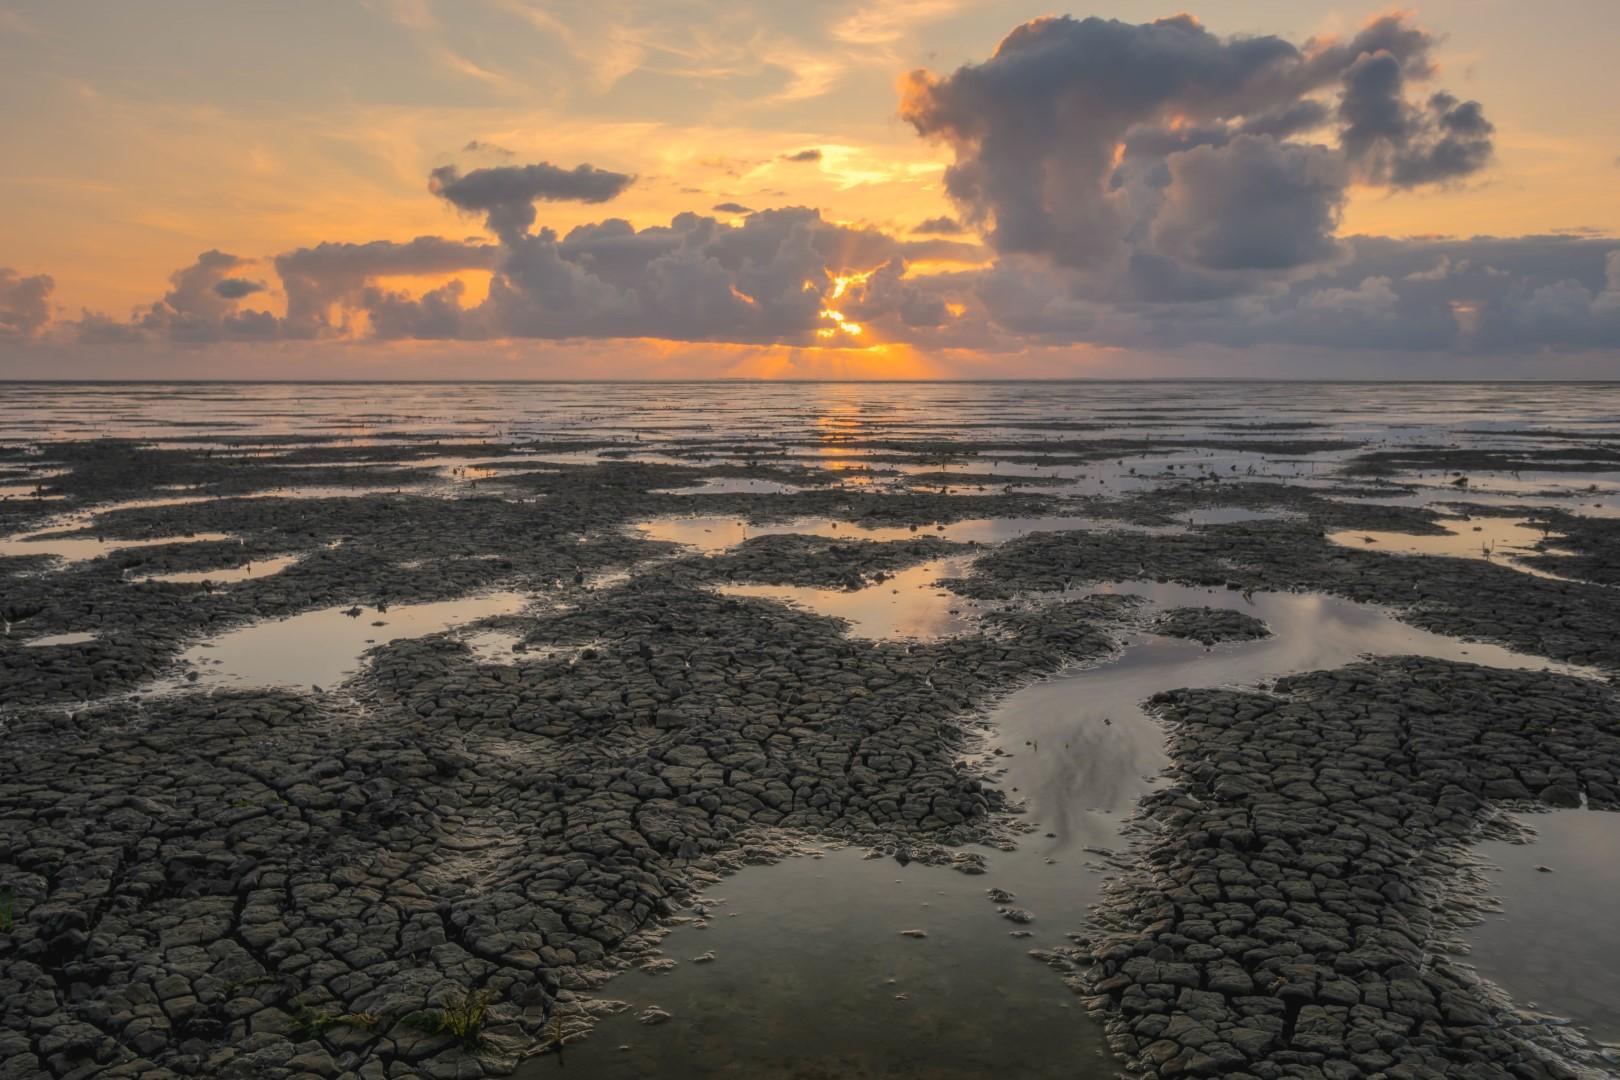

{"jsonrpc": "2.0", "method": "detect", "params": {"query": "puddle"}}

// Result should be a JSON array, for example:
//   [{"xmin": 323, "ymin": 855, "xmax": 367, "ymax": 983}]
[
  {"xmin": 1468, "ymin": 810, "xmax": 1620, "ymax": 1044},
  {"xmin": 651, "ymin": 477, "xmax": 808, "ymax": 495},
  {"xmin": 538, "ymin": 846, "xmax": 1118, "ymax": 1080},
  {"xmin": 18, "ymin": 631, "xmax": 99, "ymax": 648},
  {"xmin": 458, "ymin": 628, "xmax": 527, "ymax": 663},
  {"xmin": 635, "ymin": 514, "xmax": 1178, "ymax": 557},
  {"xmin": 0, "ymin": 484, "xmax": 65, "ymax": 500},
  {"xmin": 0, "ymin": 530, "xmax": 236, "ymax": 564},
  {"xmin": 166, "ymin": 591, "xmax": 530, "ymax": 690},
  {"xmin": 1326, "ymin": 517, "xmax": 1568, "ymax": 578},
  {"xmin": 555, "ymin": 583, "xmax": 1593, "ymax": 1075},
  {"xmin": 129, "ymin": 554, "xmax": 302, "ymax": 585},
  {"xmin": 718, "ymin": 556, "xmax": 984, "ymax": 640}
]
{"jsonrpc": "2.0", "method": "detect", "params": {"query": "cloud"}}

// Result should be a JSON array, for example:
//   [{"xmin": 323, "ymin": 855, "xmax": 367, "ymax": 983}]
[
  {"xmin": 782, "ymin": 149, "xmax": 823, "ymax": 163},
  {"xmin": 0, "ymin": 268, "xmax": 54, "ymax": 338},
  {"xmin": 912, "ymin": 216, "xmax": 965, "ymax": 235},
  {"xmin": 129, "ymin": 251, "xmax": 281, "ymax": 343},
  {"xmin": 461, "ymin": 206, "xmax": 931, "ymax": 344},
  {"xmin": 899, "ymin": 12, "xmax": 1493, "ymax": 289},
  {"xmin": 712, "ymin": 202, "xmax": 755, "ymax": 214},
  {"xmin": 274, "ymin": 237, "xmax": 501, "ymax": 337},
  {"xmin": 213, "ymin": 277, "xmax": 267, "ymax": 300},
  {"xmin": 973, "ymin": 235, "xmax": 1620, "ymax": 353},
  {"xmin": 429, "ymin": 161, "xmax": 635, "ymax": 241},
  {"xmin": 1149, "ymin": 135, "xmax": 1346, "ymax": 271}
]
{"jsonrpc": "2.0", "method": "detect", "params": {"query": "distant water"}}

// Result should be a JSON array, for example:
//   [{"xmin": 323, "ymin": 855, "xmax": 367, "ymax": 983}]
[{"xmin": 2, "ymin": 380, "xmax": 1618, "ymax": 445}]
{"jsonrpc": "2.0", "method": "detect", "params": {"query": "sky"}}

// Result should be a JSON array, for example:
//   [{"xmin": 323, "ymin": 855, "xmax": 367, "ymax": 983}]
[{"xmin": 2, "ymin": 0, "xmax": 1619, "ymax": 379}]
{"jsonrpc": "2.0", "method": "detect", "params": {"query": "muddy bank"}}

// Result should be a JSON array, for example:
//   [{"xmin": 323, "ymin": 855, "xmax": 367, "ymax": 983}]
[{"xmin": 1077, "ymin": 658, "xmax": 1620, "ymax": 1079}]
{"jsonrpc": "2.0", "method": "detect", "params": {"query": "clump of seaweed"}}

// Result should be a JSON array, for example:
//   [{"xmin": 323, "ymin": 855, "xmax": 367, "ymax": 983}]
[{"xmin": 422, "ymin": 988, "xmax": 495, "ymax": 1050}]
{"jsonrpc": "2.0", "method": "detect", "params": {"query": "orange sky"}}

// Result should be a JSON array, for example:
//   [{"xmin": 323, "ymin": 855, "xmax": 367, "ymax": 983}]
[{"xmin": 2, "ymin": 1, "xmax": 1619, "ymax": 376}]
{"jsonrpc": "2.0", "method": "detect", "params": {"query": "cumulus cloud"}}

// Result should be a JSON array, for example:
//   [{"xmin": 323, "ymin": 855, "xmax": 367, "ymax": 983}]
[
  {"xmin": 429, "ymin": 161, "xmax": 635, "ymax": 241},
  {"xmin": 912, "ymin": 216, "xmax": 965, "ymax": 235},
  {"xmin": 131, "ymin": 251, "xmax": 280, "ymax": 343},
  {"xmin": 0, "ymin": 268, "xmax": 54, "ymax": 338},
  {"xmin": 899, "ymin": 12, "xmax": 1492, "ymax": 290},
  {"xmin": 781, "ymin": 148, "xmax": 823, "ymax": 162},
  {"xmin": 432, "ymin": 206, "xmax": 934, "ymax": 344},
  {"xmin": 1150, "ymin": 136, "xmax": 1346, "ymax": 271},
  {"xmin": 712, "ymin": 202, "xmax": 755, "ymax": 214}
]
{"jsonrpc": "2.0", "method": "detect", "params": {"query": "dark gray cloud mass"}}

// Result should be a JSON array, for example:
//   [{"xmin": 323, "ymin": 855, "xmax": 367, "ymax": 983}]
[
  {"xmin": 712, "ymin": 202, "xmax": 755, "ymax": 214},
  {"xmin": 782, "ymin": 149, "xmax": 823, "ymax": 163},
  {"xmin": 0, "ymin": 268, "xmax": 54, "ymax": 338},
  {"xmin": 977, "ymin": 236, "xmax": 1620, "ymax": 353},
  {"xmin": 390, "ymin": 206, "xmax": 936, "ymax": 344},
  {"xmin": 213, "ymin": 277, "xmax": 266, "ymax": 300},
  {"xmin": 912, "ymin": 216, "xmax": 965, "ymax": 235},
  {"xmin": 429, "ymin": 161, "xmax": 635, "ymax": 242},
  {"xmin": 899, "ymin": 12, "xmax": 1493, "ymax": 290}
]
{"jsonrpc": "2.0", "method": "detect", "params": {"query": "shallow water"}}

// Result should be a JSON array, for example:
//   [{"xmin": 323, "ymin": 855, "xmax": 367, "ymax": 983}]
[
  {"xmin": 634, "ymin": 513, "xmax": 1180, "ymax": 556},
  {"xmin": 18, "ymin": 631, "xmax": 99, "ymax": 648},
  {"xmin": 0, "ymin": 529, "xmax": 236, "ymax": 564},
  {"xmin": 718, "ymin": 556, "xmax": 984, "ymax": 640},
  {"xmin": 1326, "ymin": 515, "xmax": 1563, "ymax": 574},
  {"xmin": 167, "ymin": 591, "xmax": 530, "ymax": 690},
  {"xmin": 1469, "ymin": 810, "xmax": 1620, "ymax": 1044},
  {"xmin": 129, "ymin": 553, "xmax": 302, "ymax": 585}
]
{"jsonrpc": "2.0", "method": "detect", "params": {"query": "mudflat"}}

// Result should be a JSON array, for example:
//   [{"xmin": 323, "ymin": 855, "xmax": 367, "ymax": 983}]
[{"xmin": 2, "ymin": 381, "xmax": 1617, "ymax": 1080}]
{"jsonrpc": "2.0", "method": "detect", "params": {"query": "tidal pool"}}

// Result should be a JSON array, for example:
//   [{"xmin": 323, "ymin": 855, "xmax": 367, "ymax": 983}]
[
  {"xmin": 19, "ymin": 631, "xmax": 99, "ymax": 648},
  {"xmin": 634, "ymin": 514, "xmax": 1168, "ymax": 557},
  {"xmin": 1468, "ymin": 809, "xmax": 1620, "ymax": 1045},
  {"xmin": 1326, "ymin": 516, "xmax": 1571, "ymax": 578},
  {"xmin": 167, "ymin": 590, "xmax": 531, "ymax": 690},
  {"xmin": 0, "ymin": 529, "xmax": 236, "ymax": 564},
  {"xmin": 130, "ymin": 553, "xmax": 302, "ymax": 585},
  {"xmin": 717, "ymin": 556, "xmax": 984, "ymax": 640}
]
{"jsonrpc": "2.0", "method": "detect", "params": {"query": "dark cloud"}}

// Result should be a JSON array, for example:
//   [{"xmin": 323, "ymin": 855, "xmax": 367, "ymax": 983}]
[
  {"xmin": 429, "ymin": 161, "xmax": 635, "ymax": 241},
  {"xmin": 912, "ymin": 216, "xmax": 965, "ymax": 235},
  {"xmin": 900, "ymin": 12, "xmax": 1492, "ymax": 287},
  {"xmin": 469, "ymin": 207, "xmax": 916, "ymax": 343},
  {"xmin": 974, "ymin": 235, "xmax": 1620, "ymax": 353},
  {"xmin": 0, "ymin": 268, "xmax": 54, "ymax": 338},
  {"xmin": 1339, "ymin": 57, "xmax": 1493, "ymax": 186},
  {"xmin": 712, "ymin": 202, "xmax": 755, "ymax": 214},
  {"xmin": 782, "ymin": 149, "xmax": 822, "ymax": 162},
  {"xmin": 213, "ymin": 277, "xmax": 266, "ymax": 300},
  {"xmin": 1150, "ymin": 136, "xmax": 1346, "ymax": 271}
]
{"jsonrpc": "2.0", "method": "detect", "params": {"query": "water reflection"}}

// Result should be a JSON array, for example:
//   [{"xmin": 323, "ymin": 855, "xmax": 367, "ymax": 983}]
[
  {"xmin": 167, "ymin": 591, "xmax": 530, "ymax": 690},
  {"xmin": 718, "ymin": 556, "xmax": 983, "ymax": 640},
  {"xmin": 1469, "ymin": 810, "xmax": 1620, "ymax": 1043},
  {"xmin": 1325, "ymin": 516, "xmax": 1571, "ymax": 579}
]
